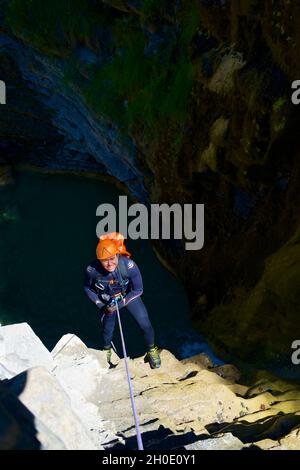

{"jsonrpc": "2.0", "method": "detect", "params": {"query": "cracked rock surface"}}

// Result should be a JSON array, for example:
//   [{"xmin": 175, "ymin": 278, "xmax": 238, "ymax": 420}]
[{"xmin": 1, "ymin": 323, "xmax": 300, "ymax": 450}]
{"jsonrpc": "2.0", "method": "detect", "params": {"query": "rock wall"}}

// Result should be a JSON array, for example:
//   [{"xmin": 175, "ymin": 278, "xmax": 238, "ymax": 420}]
[
  {"xmin": 1, "ymin": 0, "xmax": 300, "ymax": 366},
  {"xmin": 1, "ymin": 323, "xmax": 300, "ymax": 450},
  {"xmin": 0, "ymin": 21, "xmax": 147, "ymax": 200}
]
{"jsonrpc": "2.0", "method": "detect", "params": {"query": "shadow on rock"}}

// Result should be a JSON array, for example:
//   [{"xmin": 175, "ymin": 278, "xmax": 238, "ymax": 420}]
[
  {"xmin": 107, "ymin": 424, "xmax": 209, "ymax": 451},
  {"xmin": 206, "ymin": 412, "xmax": 300, "ymax": 444},
  {"xmin": 0, "ymin": 371, "xmax": 41, "ymax": 450}
]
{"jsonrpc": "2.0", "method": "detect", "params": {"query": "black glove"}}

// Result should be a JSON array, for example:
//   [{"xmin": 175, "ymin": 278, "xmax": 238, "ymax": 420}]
[{"xmin": 104, "ymin": 304, "xmax": 116, "ymax": 315}]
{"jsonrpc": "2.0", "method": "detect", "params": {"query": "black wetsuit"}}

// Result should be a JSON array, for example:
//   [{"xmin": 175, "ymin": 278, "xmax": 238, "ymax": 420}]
[{"xmin": 84, "ymin": 255, "xmax": 155, "ymax": 349}]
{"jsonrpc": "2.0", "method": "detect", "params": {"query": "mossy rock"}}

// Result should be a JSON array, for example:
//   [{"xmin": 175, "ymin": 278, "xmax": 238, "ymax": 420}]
[
  {"xmin": 200, "ymin": 222, "xmax": 300, "ymax": 365},
  {"xmin": 0, "ymin": 206, "xmax": 20, "ymax": 224}
]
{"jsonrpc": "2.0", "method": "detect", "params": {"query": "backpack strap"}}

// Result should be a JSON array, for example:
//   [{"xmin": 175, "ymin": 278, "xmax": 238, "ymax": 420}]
[
  {"xmin": 117, "ymin": 255, "xmax": 129, "ymax": 283},
  {"xmin": 94, "ymin": 256, "xmax": 129, "ymax": 291}
]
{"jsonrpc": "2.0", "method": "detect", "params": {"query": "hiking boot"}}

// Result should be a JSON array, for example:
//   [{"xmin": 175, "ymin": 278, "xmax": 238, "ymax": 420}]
[
  {"xmin": 147, "ymin": 346, "xmax": 161, "ymax": 369},
  {"xmin": 103, "ymin": 346, "xmax": 112, "ymax": 363}
]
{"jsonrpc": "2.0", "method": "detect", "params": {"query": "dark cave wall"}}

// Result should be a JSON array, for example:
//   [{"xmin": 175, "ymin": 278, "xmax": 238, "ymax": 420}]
[{"xmin": 1, "ymin": 0, "xmax": 300, "ymax": 365}]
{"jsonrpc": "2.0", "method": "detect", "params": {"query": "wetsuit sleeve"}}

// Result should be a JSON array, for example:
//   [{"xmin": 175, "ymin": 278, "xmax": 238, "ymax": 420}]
[
  {"xmin": 122, "ymin": 261, "xmax": 143, "ymax": 307},
  {"xmin": 83, "ymin": 267, "xmax": 105, "ymax": 309}
]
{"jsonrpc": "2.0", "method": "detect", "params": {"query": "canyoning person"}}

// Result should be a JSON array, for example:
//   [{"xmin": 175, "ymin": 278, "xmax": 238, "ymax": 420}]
[{"xmin": 84, "ymin": 232, "xmax": 161, "ymax": 369}]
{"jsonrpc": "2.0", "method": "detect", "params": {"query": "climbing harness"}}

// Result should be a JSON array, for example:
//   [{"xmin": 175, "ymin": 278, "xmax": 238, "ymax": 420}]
[
  {"xmin": 113, "ymin": 298, "xmax": 144, "ymax": 451},
  {"xmin": 95, "ymin": 255, "xmax": 130, "ymax": 306}
]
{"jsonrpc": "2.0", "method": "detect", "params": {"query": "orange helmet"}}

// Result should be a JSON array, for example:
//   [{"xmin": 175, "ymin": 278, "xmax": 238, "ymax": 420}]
[
  {"xmin": 96, "ymin": 239, "xmax": 119, "ymax": 261},
  {"xmin": 97, "ymin": 232, "xmax": 131, "ymax": 260}
]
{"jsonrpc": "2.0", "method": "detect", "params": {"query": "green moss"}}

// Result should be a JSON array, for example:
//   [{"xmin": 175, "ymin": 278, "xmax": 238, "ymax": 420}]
[
  {"xmin": 137, "ymin": 0, "xmax": 169, "ymax": 20},
  {"xmin": 273, "ymin": 118, "xmax": 286, "ymax": 133},
  {"xmin": 200, "ymin": 223, "xmax": 300, "ymax": 364},
  {"xmin": 271, "ymin": 95, "xmax": 288, "ymax": 135},
  {"xmin": 7, "ymin": 0, "xmax": 200, "ymax": 142},
  {"xmin": 83, "ymin": 1, "xmax": 200, "ymax": 139},
  {"xmin": 6, "ymin": 0, "xmax": 105, "ymax": 55},
  {"xmin": 273, "ymin": 97, "xmax": 286, "ymax": 111}
]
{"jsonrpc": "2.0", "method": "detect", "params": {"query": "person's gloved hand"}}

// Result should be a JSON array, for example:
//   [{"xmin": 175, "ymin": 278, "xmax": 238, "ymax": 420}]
[
  {"xmin": 95, "ymin": 299, "xmax": 104, "ymax": 309},
  {"xmin": 104, "ymin": 304, "xmax": 116, "ymax": 315}
]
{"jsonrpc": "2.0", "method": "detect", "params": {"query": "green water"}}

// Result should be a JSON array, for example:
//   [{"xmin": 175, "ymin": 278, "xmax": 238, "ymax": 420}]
[{"xmin": 0, "ymin": 170, "xmax": 219, "ymax": 361}]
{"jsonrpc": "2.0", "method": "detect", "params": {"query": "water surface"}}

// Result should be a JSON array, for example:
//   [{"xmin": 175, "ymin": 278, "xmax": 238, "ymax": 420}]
[{"xmin": 0, "ymin": 170, "xmax": 222, "ymax": 363}]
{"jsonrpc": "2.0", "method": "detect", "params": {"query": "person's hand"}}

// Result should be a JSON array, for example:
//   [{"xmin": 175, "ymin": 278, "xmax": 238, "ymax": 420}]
[{"xmin": 104, "ymin": 304, "xmax": 116, "ymax": 315}]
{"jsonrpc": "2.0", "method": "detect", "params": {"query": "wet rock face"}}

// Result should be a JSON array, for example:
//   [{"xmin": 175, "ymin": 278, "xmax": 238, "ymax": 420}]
[
  {"xmin": 0, "ymin": 32, "xmax": 147, "ymax": 201},
  {"xmin": 1, "ymin": 1, "xmax": 300, "ymax": 366},
  {"xmin": 132, "ymin": 2, "xmax": 300, "ymax": 367},
  {"xmin": 0, "ymin": 163, "xmax": 13, "ymax": 186},
  {"xmin": 0, "ymin": 50, "xmax": 65, "ymax": 168}
]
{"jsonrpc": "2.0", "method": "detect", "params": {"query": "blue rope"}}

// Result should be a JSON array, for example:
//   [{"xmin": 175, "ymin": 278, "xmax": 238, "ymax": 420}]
[{"xmin": 114, "ymin": 299, "xmax": 144, "ymax": 451}]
